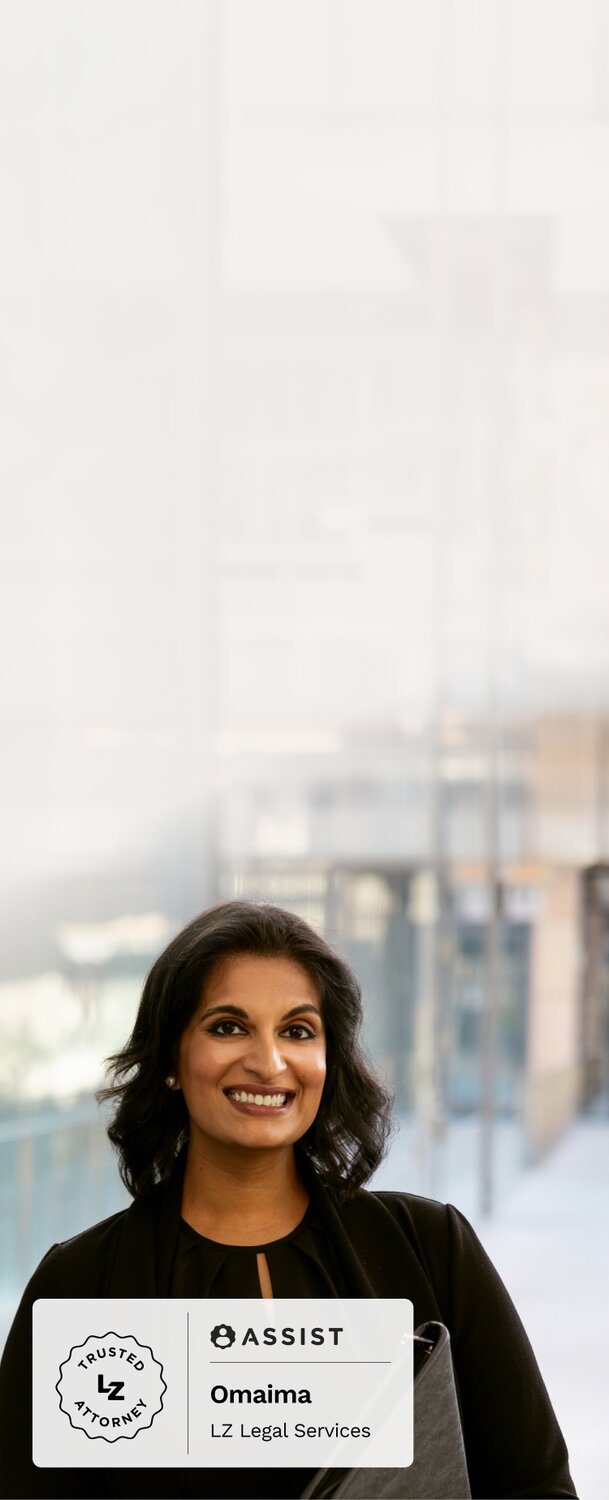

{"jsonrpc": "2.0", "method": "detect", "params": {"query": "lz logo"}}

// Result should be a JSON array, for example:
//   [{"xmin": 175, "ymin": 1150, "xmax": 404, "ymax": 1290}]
[
  {"xmin": 97, "ymin": 1374, "xmax": 125, "ymax": 1401},
  {"xmin": 56, "ymin": 1331, "xmax": 166, "ymax": 1443}
]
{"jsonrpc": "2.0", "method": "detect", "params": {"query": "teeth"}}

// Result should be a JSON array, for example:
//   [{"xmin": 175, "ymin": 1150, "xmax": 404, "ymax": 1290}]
[{"xmin": 227, "ymin": 1090, "xmax": 290, "ymax": 1108}]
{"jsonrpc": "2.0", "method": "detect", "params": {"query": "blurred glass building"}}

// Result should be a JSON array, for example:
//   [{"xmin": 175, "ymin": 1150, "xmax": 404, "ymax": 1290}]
[{"xmin": 2, "ymin": 1, "xmax": 609, "ymax": 1367}]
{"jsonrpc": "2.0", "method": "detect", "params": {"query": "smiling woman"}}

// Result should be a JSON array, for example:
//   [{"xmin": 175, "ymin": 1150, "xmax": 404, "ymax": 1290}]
[
  {"xmin": 0, "ymin": 902, "xmax": 578, "ymax": 1500},
  {"xmin": 169, "ymin": 951, "xmax": 328, "ymax": 1243},
  {"xmin": 99, "ymin": 899, "xmax": 393, "ymax": 1214}
]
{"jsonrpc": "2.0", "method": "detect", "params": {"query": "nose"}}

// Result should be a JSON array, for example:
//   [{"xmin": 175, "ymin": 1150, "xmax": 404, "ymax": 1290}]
[{"xmin": 241, "ymin": 1030, "xmax": 288, "ymax": 1082}]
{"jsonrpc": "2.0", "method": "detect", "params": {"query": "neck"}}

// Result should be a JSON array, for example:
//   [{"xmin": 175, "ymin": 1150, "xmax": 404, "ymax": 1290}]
[{"xmin": 181, "ymin": 1135, "xmax": 307, "ymax": 1236}]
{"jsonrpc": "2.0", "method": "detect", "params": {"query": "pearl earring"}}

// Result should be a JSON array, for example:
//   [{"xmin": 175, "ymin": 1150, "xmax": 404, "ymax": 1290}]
[{"xmin": 165, "ymin": 1075, "xmax": 177, "ymax": 1088}]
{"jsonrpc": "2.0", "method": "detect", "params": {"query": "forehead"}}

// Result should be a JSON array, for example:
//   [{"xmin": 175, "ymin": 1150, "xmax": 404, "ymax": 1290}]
[{"xmin": 201, "ymin": 952, "xmax": 321, "ymax": 1011}]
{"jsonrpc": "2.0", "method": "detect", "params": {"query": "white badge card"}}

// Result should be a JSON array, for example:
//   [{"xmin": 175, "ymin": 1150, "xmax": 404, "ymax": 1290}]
[{"xmin": 33, "ymin": 1298, "xmax": 413, "ymax": 1469}]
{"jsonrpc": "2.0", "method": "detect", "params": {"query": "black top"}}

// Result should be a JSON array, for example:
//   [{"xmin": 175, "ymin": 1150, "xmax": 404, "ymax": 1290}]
[
  {"xmin": 172, "ymin": 1198, "xmax": 351, "ymax": 1297},
  {"xmin": 170, "ymin": 1200, "xmax": 350, "ymax": 1498},
  {"xmin": 0, "ymin": 1143, "xmax": 578, "ymax": 1499}
]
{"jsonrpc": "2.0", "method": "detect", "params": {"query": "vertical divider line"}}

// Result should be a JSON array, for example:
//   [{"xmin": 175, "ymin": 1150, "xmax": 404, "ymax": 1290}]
[{"xmin": 186, "ymin": 1309, "xmax": 190, "ymax": 1456}]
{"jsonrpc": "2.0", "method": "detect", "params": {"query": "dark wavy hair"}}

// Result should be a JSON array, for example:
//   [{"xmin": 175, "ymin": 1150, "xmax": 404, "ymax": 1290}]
[{"xmin": 97, "ymin": 899, "xmax": 396, "ymax": 1203}]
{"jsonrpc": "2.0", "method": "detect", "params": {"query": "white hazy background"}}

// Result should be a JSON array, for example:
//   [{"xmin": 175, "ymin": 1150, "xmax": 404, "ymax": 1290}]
[{"xmin": 3, "ymin": 3, "xmax": 609, "ymax": 1495}]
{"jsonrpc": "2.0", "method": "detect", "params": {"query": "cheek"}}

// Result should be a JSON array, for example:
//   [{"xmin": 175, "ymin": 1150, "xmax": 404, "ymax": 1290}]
[
  {"xmin": 179, "ymin": 1038, "xmax": 215, "ymax": 1087},
  {"xmin": 306, "ymin": 1048, "xmax": 327, "ymax": 1090},
  {"xmin": 191, "ymin": 1048, "xmax": 220, "ymax": 1082}
]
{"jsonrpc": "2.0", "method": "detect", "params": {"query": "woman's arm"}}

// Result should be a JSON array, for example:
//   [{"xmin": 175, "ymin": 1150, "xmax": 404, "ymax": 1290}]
[
  {"xmin": 443, "ymin": 1205, "xmax": 578, "ymax": 1500},
  {"xmin": 0, "ymin": 1248, "xmax": 109, "ymax": 1500}
]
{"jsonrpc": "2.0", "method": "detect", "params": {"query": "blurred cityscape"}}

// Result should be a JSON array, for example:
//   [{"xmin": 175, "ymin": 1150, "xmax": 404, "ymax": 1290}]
[{"xmin": 2, "ymin": 3, "xmax": 609, "ymax": 1494}]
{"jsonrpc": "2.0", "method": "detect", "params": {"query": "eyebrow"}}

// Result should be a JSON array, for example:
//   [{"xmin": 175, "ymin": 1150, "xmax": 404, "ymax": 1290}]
[{"xmin": 200, "ymin": 1003, "xmax": 322, "ymax": 1022}]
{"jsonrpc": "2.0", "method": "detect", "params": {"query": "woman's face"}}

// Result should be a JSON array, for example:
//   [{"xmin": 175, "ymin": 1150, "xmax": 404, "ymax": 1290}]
[{"xmin": 174, "ymin": 953, "xmax": 327, "ymax": 1153}]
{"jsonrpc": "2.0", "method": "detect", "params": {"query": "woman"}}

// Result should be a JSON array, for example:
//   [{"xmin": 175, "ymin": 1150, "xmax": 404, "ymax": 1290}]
[{"xmin": 0, "ymin": 900, "xmax": 577, "ymax": 1499}]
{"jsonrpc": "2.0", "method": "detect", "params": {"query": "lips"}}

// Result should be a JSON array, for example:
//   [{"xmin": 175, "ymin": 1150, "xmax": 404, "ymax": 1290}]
[
  {"xmin": 223, "ymin": 1087, "xmax": 296, "ymax": 1117},
  {"xmin": 222, "ymin": 1087, "xmax": 295, "ymax": 1099}
]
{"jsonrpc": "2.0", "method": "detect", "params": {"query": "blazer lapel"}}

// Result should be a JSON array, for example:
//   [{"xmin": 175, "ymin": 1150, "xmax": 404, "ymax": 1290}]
[
  {"xmin": 296, "ymin": 1148, "xmax": 442, "ymax": 1319},
  {"xmin": 296, "ymin": 1148, "xmax": 377, "ymax": 1297},
  {"xmin": 102, "ymin": 1150, "xmax": 187, "ymax": 1297}
]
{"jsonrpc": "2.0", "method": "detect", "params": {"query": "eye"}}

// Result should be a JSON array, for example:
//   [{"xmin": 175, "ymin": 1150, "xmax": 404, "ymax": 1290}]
[
  {"xmin": 206, "ymin": 1020, "xmax": 316, "ymax": 1040},
  {"xmin": 206, "ymin": 1020, "xmax": 244, "ymax": 1036}
]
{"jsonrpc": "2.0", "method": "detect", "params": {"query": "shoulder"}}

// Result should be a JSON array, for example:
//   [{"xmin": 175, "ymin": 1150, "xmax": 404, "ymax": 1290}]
[
  {"xmin": 356, "ymin": 1183, "xmax": 482, "ymax": 1243},
  {"xmin": 358, "ymin": 1186, "xmax": 530, "ymax": 1324},
  {"xmin": 28, "ymin": 1174, "xmax": 172, "ymax": 1299},
  {"xmin": 369, "ymin": 1187, "xmax": 489, "ymax": 1263},
  {"xmin": 25, "ymin": 1205, "xmax": 132, "ymax": 1299},
  {"xmin": 341, "ymin": 1182, "xmax": 457, "ymax": 1241},
  {"xmin": 370, "ymin": 1187, "xmax": 481, "ymax": 1249},
  {"xmin": 368, "ymin": 1185, "xmax": 453, "ymax": 1224},
  {"xmin": 341, "ymin": 1183, "xmax": 489, "ymax": 1289}
]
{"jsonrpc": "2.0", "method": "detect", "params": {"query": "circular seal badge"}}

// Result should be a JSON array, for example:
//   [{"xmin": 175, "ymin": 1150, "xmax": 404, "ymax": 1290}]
[{"xmin": 56, "ymin": 1331, "xmax": 166, "ymax": 1443}]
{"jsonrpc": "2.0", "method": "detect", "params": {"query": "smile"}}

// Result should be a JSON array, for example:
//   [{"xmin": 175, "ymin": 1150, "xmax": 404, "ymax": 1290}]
[{"xmin": 223, "ymin": 1088, "xmax": 295, "ymax": 1115}]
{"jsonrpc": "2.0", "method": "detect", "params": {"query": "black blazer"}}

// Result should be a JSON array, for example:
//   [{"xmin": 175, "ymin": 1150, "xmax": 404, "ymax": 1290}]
[{"xmin": 0, "ymin": 1147, "xmax": 577, "ymax": 1500}]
